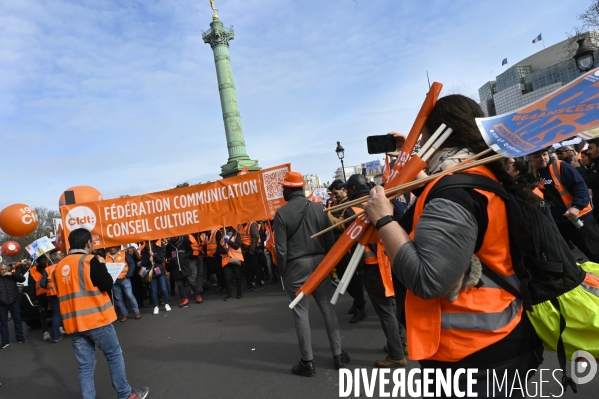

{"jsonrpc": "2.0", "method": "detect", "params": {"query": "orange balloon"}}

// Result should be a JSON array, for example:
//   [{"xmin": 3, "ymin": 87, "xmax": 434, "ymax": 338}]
[
  {"xmin": 1, "ymin": 241, "xmax": 21, "ymax": 256},
  {"xmin": 0, "ymin": 204, "xmax": 39, "ymax": 237},
  {"xmin": 59, "ymin": 186, "xmax": 103, "ymax": 207}
]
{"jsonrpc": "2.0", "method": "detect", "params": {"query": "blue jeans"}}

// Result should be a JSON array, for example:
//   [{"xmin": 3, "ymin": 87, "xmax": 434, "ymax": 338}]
[
  {"xmin": 71, "ymin": 324, "xmax": 132, "ymax": 399},
  {"xmin": 150, "ymin": 274, "xmax": 169, "ymax": 307},
  {"xmin": 48, "ymin": 295, "xmax": 62, "ymax": 341},
  {"xmin": 113, "ymin": 279, "xmax": 140, "ymax": 316},
  {"xmin": 0, "ymin": 300, "xmax": 24, "ymax": 345}
]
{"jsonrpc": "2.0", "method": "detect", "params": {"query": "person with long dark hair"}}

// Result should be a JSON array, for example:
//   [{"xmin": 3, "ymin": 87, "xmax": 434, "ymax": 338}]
[
  {"xmin": 365, "ymin": 95, "xmax": 543, "ymax": 397},
  {"xmin": 127, "ymin": 246, "xmax": 144, "ymax": 308},
  {"xmin": 218, "ymin": 227, "xmax": 244, "ymax": 301},
  {"xmin": 141, "ymin": 239, "xmax": 170, "ymax": 315}
]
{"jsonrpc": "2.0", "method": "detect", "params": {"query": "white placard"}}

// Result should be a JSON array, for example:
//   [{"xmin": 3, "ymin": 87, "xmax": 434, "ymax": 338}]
[{"xmin": 105, "ymin": 263, "xmax": 126, "ymax": 283}]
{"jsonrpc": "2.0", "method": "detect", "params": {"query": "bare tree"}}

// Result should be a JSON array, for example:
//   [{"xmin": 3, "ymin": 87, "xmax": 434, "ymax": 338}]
[
  {"xmin": 565, "ymin": 0, "xmax": 599, "ymax": 59},
  {"xmin": 579, "ymin": 0, "xmax": 599, "ymax": 29}
]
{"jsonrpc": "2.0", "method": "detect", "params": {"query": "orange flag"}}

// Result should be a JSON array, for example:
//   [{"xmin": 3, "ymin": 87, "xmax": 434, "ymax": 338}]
[
  {"xmin": 265, "ymin": 219, "xmax": 277, "ymax": 266},
  {"xmin": 382, "ymin": 155, "xmax": 391, "ymax": 183},
  {"xmin": 238, "ymin": 167, "xmax": 249, "ymax": 176},
  {"xmin": 54, "ymin": 223, "xmax": 66, "ymax": 253},
  {"xmin": 296, "ymin": 82, "xmax": 442, "ymax": 298}
]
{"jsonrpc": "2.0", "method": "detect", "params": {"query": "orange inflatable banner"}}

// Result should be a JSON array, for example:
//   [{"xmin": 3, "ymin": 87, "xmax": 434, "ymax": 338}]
[{"xmin": 60, "ymin": 164, "xmax": 291, "ymax": 249}]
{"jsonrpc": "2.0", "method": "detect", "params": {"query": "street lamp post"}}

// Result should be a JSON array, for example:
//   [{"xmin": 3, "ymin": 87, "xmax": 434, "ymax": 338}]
[
  {"xmin": 574, "ymin": 38, "xmax": 595, "ymax": 73},
  {"xmin": 335, "ymin": 141, "xmax": 346, "ymax": 182}
]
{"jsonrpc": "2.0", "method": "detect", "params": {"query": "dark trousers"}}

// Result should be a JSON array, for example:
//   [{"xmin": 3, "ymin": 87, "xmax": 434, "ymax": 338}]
[
  {"xmin": 361, "ymin": 266, "xmax": 405, "ymax": 360},
  {"xmin": 557, "ymin": 218, "xmax": 599, "ymax": 263},
  {"xmin": 208, "ymin": 257, "xmax": 226, "ymax": 290},
  {"xmin": 0, "ymin": 300, "xmax": 24, "ymax": 345},
  {"xmin": 169, "ymin": 273, "xmax": 176, "ymax": 296},
  {"xmin": 130, "ymin": 274, "xmax": 145, "ymax": 307},
  {"xmin": 392, "ymin": 275, "xmax": 407, "ymax": 338},
  {"xmin": 249, "ymin": 252, "xmax": 263, "ymax": 285},
  {"xmin": 38, "ymin": 295, "xmax": 50, "ymax": 333},
  {"xmin": 242, "ymin": 252, "xmax": 263, "ymax": 287},
  {"xmin": 258, "ymin": 249, "xmax": 270, "ymax": 278},
  {"xmin": 223, "ymin": 263, "xmax": 242, "ymax": 297},
  {"xmin": 336, "ymin": 252, "xmax": 366, "ymax": 310},
  {"xmin": 266, "ymin": 251, "xmax": 279, "ymax": 280},
  {"xmin": 175, "ymin": 278, "xmax": 188, "ymax": 299},
  {"xmin": 47, "ymin": 295, "xmax": 62, "ymax": 341}
]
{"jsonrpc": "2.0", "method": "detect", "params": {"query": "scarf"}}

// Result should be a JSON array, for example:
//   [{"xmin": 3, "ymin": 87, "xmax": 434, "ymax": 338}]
[{"xmin": 427, "ymin": 147, "xmax": 476, "ymax": 175}]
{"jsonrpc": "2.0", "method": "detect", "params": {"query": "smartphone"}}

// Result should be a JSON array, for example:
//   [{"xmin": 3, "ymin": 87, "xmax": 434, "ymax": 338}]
[{"xmin": 366, "ymin": 135, "xmax": 396, "ymax": 154}]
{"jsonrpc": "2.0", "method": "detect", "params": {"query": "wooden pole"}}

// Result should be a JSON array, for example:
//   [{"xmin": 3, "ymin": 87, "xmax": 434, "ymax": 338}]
[{"xmin": 312, "ymin": 152, "xmax": 502, "ymax": 238}]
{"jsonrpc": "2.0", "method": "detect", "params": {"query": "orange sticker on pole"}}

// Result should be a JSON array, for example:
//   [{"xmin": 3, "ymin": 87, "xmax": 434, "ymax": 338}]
[
  {"xmin": 60, "ymin": 164, "xmax": 290, "ymax": 249},
  {"xmin": 389, "ymin": 82, "xmax": 442, "ymax": 177}
]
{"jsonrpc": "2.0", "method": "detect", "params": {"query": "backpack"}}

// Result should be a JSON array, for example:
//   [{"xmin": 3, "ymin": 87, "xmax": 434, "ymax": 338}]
[{"xmin": 429, "ymin": 173, "xmax": 596, "ymax": 393}]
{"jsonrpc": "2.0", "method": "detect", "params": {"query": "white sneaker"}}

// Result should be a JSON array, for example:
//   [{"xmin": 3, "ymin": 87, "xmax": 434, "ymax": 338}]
[
  {"xmin": 165, "ymin": 304, "xmax": 171, "ymax": 311},
  {"xmin": 59, "ymin": 327, "xmax": 66, "ymax": 335},
  {"xmin": 43, "ymin": 331, "xmax": 51, "ymax": 341},
  {"xmin": 153, "ymin": 306, "xmax": 159, "ymax": 315}
]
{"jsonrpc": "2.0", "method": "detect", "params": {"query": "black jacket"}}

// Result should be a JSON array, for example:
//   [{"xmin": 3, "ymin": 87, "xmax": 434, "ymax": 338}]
[
  {"xmin": 539, "ymin": 157, "xmax": 593, "ymax": 223},
  {"xmin": 0, "ymin": 271, "xmax": 25, "ymax": 306},
  {"xmin": 166, "ymin": 236, "xmax": 193, "ymax": 280},
  {"xmin": 141, "ymin": 242, "xmax": 167, "ymax": 278},
  {"xmin": 273, "ymin": 191, "xmax": 335, "ymax": 278},
  {"xmin": 578, "ymin": 155, "xmax": 599, "ymax": 218}
]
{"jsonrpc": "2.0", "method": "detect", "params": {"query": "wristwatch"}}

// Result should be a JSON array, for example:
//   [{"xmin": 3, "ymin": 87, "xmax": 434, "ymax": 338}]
[{"xmin": 375, "ymin": 215, "xmax": 395, "ymax": 230}]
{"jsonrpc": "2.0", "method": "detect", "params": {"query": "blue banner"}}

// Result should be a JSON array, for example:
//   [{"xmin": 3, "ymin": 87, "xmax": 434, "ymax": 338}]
[{"xmin": 476, "ymin": 68, "xmax": 599, "ymax": 157}]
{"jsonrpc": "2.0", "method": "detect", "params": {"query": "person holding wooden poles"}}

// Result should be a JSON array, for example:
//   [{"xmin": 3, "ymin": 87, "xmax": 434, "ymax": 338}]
[{"xmin": 363, "ymin": 95, "xmax": 543, "ymax": 395}]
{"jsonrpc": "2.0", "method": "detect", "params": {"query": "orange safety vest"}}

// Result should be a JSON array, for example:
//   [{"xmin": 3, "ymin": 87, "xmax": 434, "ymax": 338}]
[
  {"xmin": 220, "ymin": 235, "xmax": 244, "ymax": 267},
  {"xmin": 106, "ymin": 249, "xmax": 129, "ymax": 280},
  {"xmin": 52, "ymin": 253, "xmax": 117, "ymax": 334},
  {"xmin": 548, "ymin": 159, "xmax": 593, "ymax": 217},
  {"xmin": 29, "ymin": 267, "xmax": 47, "ymax": 297},
  {"xmin": 343, "ymin": 205, "xmax": 394, "ymax": 297},
  {"xmin": 45, "ymin": 264, "xmax": 58, "ymax": 297},
  {"xmin": 238, "ymin": 222, "xmax": 260, "ymax": 246},
  {"xmin": 405, "ymin": 165, "xmax": 523, "ymax": 362},
  {"xmin": 238, "ymin": 223, "xmax": 251, "ymax": 246},
  {"xmin": 206, "ymin": 229, "xmax": 219, "ymax": 257},
  {"xmin": 189, "ymin": 234, "xmax": 202, "ymax": 257}
]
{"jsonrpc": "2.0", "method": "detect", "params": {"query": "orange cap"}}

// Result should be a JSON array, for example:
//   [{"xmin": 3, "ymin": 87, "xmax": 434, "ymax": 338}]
[{"xmin": 280, "ymin": 172, "xmax": 306, "ymax": 188}]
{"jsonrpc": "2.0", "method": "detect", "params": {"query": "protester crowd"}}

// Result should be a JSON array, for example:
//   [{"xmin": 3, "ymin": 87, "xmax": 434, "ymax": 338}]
[{"xmin": 1, "ymin": 95, "xmax": 599, "ymax": 398}]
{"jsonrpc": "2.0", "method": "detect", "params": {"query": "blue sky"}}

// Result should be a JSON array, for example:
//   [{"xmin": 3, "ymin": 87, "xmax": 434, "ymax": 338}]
[{"xmin": 0, "ymin": 0, "xmax": 586, "ymax": 210}]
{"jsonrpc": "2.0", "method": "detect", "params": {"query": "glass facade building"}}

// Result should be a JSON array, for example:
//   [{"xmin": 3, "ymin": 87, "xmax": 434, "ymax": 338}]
[{"xmin": 478, "ymin": 31, "xmax": 598, "ymax": 116}]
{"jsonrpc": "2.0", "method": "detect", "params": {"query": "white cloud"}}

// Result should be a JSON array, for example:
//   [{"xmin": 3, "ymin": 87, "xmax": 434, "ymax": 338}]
[{"xmin": 0, "ymin": 0, "xmax": 585, "ymax": 211}]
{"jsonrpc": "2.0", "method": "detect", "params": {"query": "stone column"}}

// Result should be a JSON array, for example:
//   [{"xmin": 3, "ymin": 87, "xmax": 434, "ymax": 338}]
[{"xmin": 202, "ymin": 14, "xmax": 260, "ymax": 178}]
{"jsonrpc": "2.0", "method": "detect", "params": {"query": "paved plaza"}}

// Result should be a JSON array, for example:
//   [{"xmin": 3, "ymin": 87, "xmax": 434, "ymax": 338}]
[{"xmin": 1, "ymin": 282, "xmax": 598, "ymax": 398}]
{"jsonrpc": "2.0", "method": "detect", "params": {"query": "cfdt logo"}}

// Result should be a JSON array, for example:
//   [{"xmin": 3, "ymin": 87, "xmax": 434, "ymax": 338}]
[
  {"xmin": 572, "ymin": 350, "xmax": 597, "ymax": 385},
  {"xmin": 65, "ymin": 206, "xmax": 97, "ymax": 231}
]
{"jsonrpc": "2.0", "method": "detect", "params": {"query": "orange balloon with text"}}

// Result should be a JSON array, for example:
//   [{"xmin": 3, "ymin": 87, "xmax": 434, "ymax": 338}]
[
  {"xmin": 0, "ymin": 204, "xmax": 39, "ymax": 237},
  {"xmin": 59, "ymin": 186, "xmax": 103, "ymax": 207},
  {"xmin": 1, "ymin": 241, "xmax": 21, "ymax": 256}
]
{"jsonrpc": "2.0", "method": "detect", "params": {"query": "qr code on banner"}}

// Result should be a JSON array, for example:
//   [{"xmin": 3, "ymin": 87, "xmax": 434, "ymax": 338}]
[{"xmin": 262, "ymin": 167, "xmax": 289, "ymax": 201}]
